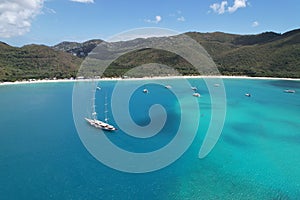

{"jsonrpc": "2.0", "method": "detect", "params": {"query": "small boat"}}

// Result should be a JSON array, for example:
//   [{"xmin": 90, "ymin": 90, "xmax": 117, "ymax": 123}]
[
  {"xmin": 284, "ymin": 89, "xmax": 295, "ymax": 93},
  {"xmin": 165, "ymin": 85, "xmax": 172, "ymax": 89},
  {"xmin": 191, "ymin": 86, "xmax": 197, "ymax": 91},
  {"xmin": 245, "ymin": 93, "xmax": 251, "ymax": 97},
  {"xmin": 96, "ymin": 86, "xmax": 101, "ymax": 90},
  {"xmin": 214, "ymin": 84, "xmax": 220, "ymax": 87},
  {"xmin": 143, "ymin": 89, "xmax": 149, "ymax": 93},
  {"xmin": 193, "ymin": 92, "xmax": 201, "ymax": 97}
]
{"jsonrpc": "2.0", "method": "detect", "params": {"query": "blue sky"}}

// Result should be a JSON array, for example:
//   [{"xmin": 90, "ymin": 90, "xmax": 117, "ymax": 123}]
[{"xmin": 0, "ymin": 0, "xmax": 299, "ymax": 46}]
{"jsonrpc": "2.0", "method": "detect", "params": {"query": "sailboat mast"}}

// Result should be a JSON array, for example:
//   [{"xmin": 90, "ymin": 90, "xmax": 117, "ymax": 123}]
[
  {"xmin": 104, "ymin": 95, "xmax": 108, "ymax": 123},
  {"xmin": 91, "ymin": 82, "xmax": 97, "ymax": 120},
  {"xmin": 92, "ymin": 97, "xmax": 97, "ymax": 120}
]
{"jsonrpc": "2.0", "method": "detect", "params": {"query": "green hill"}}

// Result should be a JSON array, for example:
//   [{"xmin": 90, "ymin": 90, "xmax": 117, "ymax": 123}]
[
  {"xmin": 193, "ymin": 30, "xmax": 300, "ymax": 77},
  {"xmin": 0, "ymin": 29, "xmax": 300, "ymax": 82},
  {"xmin": 0, "ymin": 43, "xmax": 82, "ymax": 82},
  {"xmin": 101, "ymin": 29, "xmax": 300, "ymax": 78}
]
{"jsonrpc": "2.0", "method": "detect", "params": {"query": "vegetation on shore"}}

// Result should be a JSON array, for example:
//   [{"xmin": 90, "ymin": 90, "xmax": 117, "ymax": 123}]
[
  {"xmin": 0, "ymin": 42, "xmax": 81, "ymax": 82},
  {"xmin": 0, "ymin": 29, "xmax": 299, "ymax": 82}
]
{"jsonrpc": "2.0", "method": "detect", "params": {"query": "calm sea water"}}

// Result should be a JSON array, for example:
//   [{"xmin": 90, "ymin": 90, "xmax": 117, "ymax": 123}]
[{"xmin": 0, "ymin": 78, "xmax": 299, "ymax": 199}]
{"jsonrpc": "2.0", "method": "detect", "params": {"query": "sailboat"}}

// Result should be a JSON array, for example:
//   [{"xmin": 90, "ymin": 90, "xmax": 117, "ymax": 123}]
[{"xmin": 85, "ymin": 86, "xmax": 117, "ymax": 131}]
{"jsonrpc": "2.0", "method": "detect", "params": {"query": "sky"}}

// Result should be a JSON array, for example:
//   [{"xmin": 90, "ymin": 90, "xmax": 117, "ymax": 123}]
[{"xmin": 0, "ymin": 0, "xmax": 299, "ymax": 46}]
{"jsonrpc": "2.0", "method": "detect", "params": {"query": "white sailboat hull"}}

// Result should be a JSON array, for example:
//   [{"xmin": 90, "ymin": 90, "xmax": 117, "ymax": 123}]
[{"xmin": 85, "ymin": 118, "xmax": 117, "ymax": 131}]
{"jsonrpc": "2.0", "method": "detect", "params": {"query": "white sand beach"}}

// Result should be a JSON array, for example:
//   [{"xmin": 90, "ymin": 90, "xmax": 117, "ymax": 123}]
[{"xmin": 0, "ymin": 75, "xmax": 299, "ymax": 86}]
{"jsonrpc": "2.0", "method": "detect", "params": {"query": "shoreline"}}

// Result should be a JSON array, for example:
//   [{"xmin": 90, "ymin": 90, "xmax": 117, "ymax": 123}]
[{"xmin": 1, "ymin": 75, "xmax": 300, "ymax": 86}]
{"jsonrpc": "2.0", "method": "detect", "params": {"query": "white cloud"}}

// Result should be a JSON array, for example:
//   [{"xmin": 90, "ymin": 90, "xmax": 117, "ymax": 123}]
[
  {"xmin": 252, "ymin": 21, "xmax": 259, "ymax": 27},
  {"xmin": 145, "ymin": 15, "xmax": 162, "ymax": 24},
  {"xmin": 210, "ymin": 1, "xmax": 228, "ymax": 14},
  {"xmin": 210, "ymin": 0, "xmax": 247, "ymax": 14},
  {"xmin": 155, "ymin": 15, "xmax": 162, "ymax": 23},
  {"xmin": 0, "ymin": 0, "xmax": 44, "ymax": 38},
  {"xmin": 177, "ymin": 16, "xmax": 185, "ymax": 22},
  {"xmin": 228, "ymin": 0, "xmax": 247, "ymax": 13},
  {"xmin": 70, "ymin": 0, "xmax": 94, "ymax": 3}
]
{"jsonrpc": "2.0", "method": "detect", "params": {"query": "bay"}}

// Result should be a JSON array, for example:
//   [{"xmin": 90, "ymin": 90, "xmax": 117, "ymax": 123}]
[{"xmin": 0, "ymin": 78, "xmax": 299, "ymax": 199}]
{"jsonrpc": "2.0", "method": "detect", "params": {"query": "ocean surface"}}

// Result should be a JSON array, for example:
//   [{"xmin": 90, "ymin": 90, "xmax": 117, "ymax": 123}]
[{"xmin": 0, "ymin": 78, "xmax": 300, "ymax": 199}]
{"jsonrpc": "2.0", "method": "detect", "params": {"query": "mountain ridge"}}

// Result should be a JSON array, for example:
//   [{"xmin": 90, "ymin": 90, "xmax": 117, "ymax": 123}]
[{"xmin": 0, "ymin": 28, "xmax": 300, "ymax": 81}]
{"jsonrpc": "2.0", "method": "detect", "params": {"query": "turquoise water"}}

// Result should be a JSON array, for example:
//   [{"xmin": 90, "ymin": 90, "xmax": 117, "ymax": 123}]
[{"xmin": 0, "ymin": 79, "xmax": 299, "ymax": 199}]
